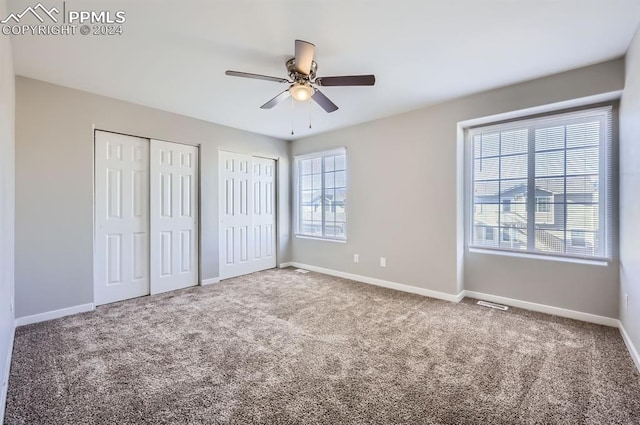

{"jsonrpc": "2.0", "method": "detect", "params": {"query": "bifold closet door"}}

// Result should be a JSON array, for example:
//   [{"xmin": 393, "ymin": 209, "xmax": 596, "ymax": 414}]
[
  {"xmin": 219, "ymin": 151, "xmax": 276, "ymax": 280},
  {"xmin": 251, "ymin": 157, "xmax": 277, "ymax": 273},
  {"xmin": 150, "ymin": 140, "xmax": 199, "ymax": 294},
  {"xmin": 95, "ymin": 131, "xmax": 150, "ymax": 305}
]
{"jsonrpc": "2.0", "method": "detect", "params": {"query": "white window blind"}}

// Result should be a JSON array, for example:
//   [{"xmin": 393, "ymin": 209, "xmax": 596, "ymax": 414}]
[
  {"xmin": 295, "ymin": 148, "xmax": 347, "ymax": 240},
  {"xmin": 469, "ymin": 106, "xmax": 613, "ymax": 260}
]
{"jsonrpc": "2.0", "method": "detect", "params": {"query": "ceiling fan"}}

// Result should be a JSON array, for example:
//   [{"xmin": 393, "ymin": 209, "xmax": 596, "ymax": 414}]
[{"xmin": 225, "ymin": 40, "xmax": 375, "ymax": 113}]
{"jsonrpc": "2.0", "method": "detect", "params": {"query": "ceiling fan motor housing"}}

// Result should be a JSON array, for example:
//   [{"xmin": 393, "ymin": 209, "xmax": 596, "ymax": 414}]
[{"xmin": 286, "ymin": 58, "xmax": 317, "ymax": 81}]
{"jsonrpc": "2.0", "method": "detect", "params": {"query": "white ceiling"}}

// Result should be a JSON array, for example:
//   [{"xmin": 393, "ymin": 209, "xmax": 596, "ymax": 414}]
[{"xmin": 7, "ymin": 0, "xmax": 640, "ymax": 140}]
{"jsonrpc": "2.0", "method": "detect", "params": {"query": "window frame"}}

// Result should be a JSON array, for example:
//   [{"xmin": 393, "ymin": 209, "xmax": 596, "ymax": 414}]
[
  {"xmin": 294, "ymin": 147, "xmax": 347, "ymax": 242},
  {"xmin": 466, "ymin": 106, "xmax": 613, "ymax": 262}
]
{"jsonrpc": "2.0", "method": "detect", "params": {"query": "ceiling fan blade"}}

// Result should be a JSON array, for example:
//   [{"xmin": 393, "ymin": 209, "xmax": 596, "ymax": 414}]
[
  {"xmin": 225, "ymin": 70, "xmax": 289, "ymax": 84},
  {"xmin": 312, "ymin": 89, "xmax": 338, "ymax": 113},
  {"xmin": 294, "ymin": 40, "xmax": 315, "ymax": 75},
  {"xmin": 260, "ymin": 90, "xmax": 291, "ymax": 109},
  {"xmin": 315, "ymin": 75, "xmax": 376, "ymax": 86}
]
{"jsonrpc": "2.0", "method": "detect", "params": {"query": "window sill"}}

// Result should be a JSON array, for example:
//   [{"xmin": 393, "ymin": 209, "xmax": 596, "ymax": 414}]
[
  {"xmin": 295, "ymin": 234, "xmax": 347, "ymax": 244},
  {"xmin": 468, "ymin": 247, "xmax": 611, "ymax": 266}
]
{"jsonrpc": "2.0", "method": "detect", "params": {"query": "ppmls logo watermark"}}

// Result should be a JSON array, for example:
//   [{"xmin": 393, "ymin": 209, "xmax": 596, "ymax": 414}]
[{"xmin": 1, "ymin": 2, "xmax": 126, "ymax": 36}]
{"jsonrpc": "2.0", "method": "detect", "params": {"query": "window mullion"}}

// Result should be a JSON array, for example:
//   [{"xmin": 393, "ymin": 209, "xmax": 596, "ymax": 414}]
[
  {"xmin": 470, "ymin": 132, "xmax": 477, "ymax": 246},
  {"xmin": 498, "ymin": 134, "xmax": 502, "ymax": 243},
  {"xmin": 599, "ymin": 115, "xmax": 607, "ymax": 258},
  {"xmin": 320, "ymin": 155, "xmax": 326, "ymax": 237},
  {"xmin": 563, "ymin": 125, "xmax": 568, "ymax": 254},
  {"xmin": 527, "ymin": 126, "xmax": 535, "ymax": 251},
  {"xmin": 296, "ymin": 160, "xmax": 301, "ymax": 234}
]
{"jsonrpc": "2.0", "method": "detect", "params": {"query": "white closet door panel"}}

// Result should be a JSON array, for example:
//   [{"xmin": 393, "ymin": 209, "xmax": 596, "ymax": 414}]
[
  {"xmin": 251, "ymin": 157, "xmax": 277, "ymax": 271},
  {"xmin": 95, "ymin": 131, "xmax": 150, "ymax": 305},
  {"xmin": 150, "ymin": 140, "xmax": 199, "ymax": 294},
  {"xmin": 219, "ymin": 152, "xmax": 276, "ymax": 279},
  {"xmin": 219, "ymin": 151, "xmax": 254, "ymax": 279}
]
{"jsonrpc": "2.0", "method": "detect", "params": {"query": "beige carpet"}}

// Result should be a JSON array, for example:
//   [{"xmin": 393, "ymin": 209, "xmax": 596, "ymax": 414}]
[{"xmin": 5, "ymin": 268, "xmax": 640, "ymax": 424}]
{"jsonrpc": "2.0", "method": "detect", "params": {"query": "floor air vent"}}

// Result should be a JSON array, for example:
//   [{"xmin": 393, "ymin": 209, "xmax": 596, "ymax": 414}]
[{"xmin": 477, "ymin": 300, "xmax": 509, "ymax": 311}]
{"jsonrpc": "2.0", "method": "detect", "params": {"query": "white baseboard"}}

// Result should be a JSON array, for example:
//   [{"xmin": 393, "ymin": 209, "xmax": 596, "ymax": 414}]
[
  {"xmin": 287, "ymin": 262, "xmax": 462, "ymax": 303},
  {"xmin": 0, "ymin": 320, "xmax": 15, "ymax": 424},
  {"xmin": 619, "ymin": 322, "xmax": 640, "ymax": 373},
  {"xmin": 279, "ymin": 262, "xmax": 293, "ymax": 269},
  {"xmin": 200, "ymin": 277, "xmax": 220, "ymax": 286},
  {"xmin": 284, "ymin": 263, "xmax": 618, "ymax": 328},
  {"xmin": 462, "ymin": 290, "xmax": 619, "ymax": 327},
  {"xmin": 15, "ymin": 303, "xmax": 95, "ymax": 327}
]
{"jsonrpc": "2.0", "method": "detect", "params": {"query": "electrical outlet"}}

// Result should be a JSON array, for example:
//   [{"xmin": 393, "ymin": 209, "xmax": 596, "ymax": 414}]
[
  {"xmin": 380, "ymin": 257, "xmax": 386, "ymax": 267},
  {"xmin": 353, "ymin": 254, "xmax": 359, "ymax": 263},
  {"xmin": 625, "ymin": 294, "xmax": 629, "ymax": 312}
]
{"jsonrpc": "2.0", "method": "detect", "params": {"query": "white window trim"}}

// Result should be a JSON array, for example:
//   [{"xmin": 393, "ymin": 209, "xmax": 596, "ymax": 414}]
[
  {"xmin": 468, "ymin": 247, "xmax": 610, "ymax": 267},
  {"xmin": 295, "ymin": 235, "xmax": 348, "ymax": 244},
  {"xmin": 294, "ymin": 147, "xmax": 346, "ymax": 160},
  {"xmin": 294, "ymin": 147, "xmax": 347, "ymax": 242},
  {"xmin": 465, "ymin": 105, "xmax": 613, "ymax": 262}
]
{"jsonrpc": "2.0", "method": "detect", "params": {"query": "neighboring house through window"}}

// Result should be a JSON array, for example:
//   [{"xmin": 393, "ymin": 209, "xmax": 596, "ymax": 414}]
[
  {"xmin": 468, "ymin": 106, "xmax": 613, "ymax": 260},
  {"xmin": 295, "ymin": 148, "xmax": 347, "ymax": 241}
]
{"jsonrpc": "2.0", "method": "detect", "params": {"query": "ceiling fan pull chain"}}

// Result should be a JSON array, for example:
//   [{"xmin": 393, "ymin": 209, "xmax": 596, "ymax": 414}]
[
  {"xmin": 291, "ymin": 96, "xmax": 295, "ymax": 136},
  {"xmin": 309, "ymin": 99, "xmax": 313, "ymax": 129}
]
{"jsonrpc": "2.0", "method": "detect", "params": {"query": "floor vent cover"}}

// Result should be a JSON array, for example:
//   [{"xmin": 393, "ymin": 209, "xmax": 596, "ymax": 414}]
[
  {"xmin": 477, "ymin": 300, "xmax": 509, "ymax": 311},
  {"xmin": 295, "ymin": 269, "xmax": 310, "ymax": 274}
]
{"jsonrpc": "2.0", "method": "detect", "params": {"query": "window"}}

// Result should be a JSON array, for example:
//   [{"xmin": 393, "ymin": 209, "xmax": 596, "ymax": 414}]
[
  {"xmin": 571, "ymin": 230, "xmax": 586, "ymax": 247},
  {"xmin": 295, "ymin": 148, "xmax": 347, "ymax": 240},
  {"xmin": 485, "ymin": 227, "xmax": 494, "ymax": 241},
  {"xmin": 536, "ymin": 196, "xmax": 552, "ymax": 213},
  {"xmin": 469, "ymin": 106, "xmax": 612, "ymax": 260}
]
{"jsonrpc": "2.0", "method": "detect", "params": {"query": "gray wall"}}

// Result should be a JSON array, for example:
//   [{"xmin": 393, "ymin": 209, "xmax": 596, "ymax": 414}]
[
  {"xmin": 291, "ymin": 59, "xmax": 624, "ymax": 318},
  {"xmin": 620, "ymin": 25, "xmax": 640, "ymax": 352},
  {"xmin": 0, "ymin": 0, "xmax": 15, "ymax": 415},
  {"xmin": 15, "ymin": 77, "xmax": 290, "ymax": 318}
]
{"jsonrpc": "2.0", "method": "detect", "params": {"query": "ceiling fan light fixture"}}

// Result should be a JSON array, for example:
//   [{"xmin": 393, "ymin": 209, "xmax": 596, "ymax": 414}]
[
  {"xmin": 225, "ymin": 40, "xmax": 374, "ymax": 113},
  {"xmin": 290, "ymin": 83, "xmax": 314, "ymax": 102}
]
